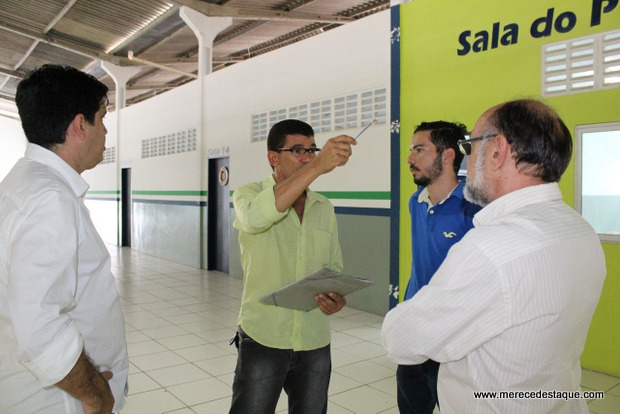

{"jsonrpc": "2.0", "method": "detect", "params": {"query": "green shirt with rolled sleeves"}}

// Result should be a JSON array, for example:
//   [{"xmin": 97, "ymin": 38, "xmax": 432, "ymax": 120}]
[{"xmin": 232, "ymin": 175, "xmax": 343, "ymax": 350}]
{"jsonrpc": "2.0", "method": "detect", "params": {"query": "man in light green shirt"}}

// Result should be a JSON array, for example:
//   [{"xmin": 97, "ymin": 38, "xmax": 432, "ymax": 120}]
[{"xmin": 229, "ymin": 119, "xmax": 356, "ymax": 414}]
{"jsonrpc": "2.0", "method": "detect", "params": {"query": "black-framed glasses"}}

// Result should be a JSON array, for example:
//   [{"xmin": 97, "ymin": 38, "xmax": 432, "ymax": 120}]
[
  {"xmin": 457, "ymin": 134, "xmax": 499, "ymax": 156},
  {"xmin": 276, "ymin": 146, "xmax": 321, "ymax": 156}
]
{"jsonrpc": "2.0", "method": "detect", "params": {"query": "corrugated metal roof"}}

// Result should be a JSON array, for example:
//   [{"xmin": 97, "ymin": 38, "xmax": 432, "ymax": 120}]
[{"xmin": 0, "ymin": 0, "xmax": 388, "ymax": 117}]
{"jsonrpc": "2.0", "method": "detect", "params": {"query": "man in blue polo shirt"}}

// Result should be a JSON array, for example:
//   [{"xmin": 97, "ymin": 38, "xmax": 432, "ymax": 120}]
[{"xmin": 397, "ymin": 121, "xmax": 480, "ymax": 414}]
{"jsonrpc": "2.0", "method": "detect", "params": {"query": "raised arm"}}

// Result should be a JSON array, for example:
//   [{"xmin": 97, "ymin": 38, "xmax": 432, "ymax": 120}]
[{"xmin": 273, "ymin": 135, "xmax": 356, "ymax": 212}]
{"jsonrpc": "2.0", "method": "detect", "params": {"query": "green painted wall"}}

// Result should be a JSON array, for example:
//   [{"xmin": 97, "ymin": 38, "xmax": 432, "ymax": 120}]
[{"xmin": 399, "ymin": 0, "xmax": 619, "ymax": 375}]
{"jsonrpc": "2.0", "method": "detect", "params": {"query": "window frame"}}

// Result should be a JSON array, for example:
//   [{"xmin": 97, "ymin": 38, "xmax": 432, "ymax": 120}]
[{"xmin": 574, "ymin": 121, "xmax": 620, "ymax": 243}]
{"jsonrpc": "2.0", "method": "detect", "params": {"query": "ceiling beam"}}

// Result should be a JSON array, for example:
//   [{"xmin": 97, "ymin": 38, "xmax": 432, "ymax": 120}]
[
  {"xmin": 127, "ymin": 51, "xmax": 198, "ymax": 79},
  {"xmin": 0, "ymin": 67, "xmax": 23, "ymax": 79},
  {"xmin": 0, "ymin": 19, "xmax": 133, "ymax": 66},
  {"xmin": 172, "ymin": 0, "xmax": 354, "ymax": 24},
  {"xmin": 0, "ymin": 92, "xmax": 16, "ymax": 101}
]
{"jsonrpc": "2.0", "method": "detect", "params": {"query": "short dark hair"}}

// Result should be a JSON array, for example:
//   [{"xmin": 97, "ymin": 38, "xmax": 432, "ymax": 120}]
[
  {"xmin": 414, "ymin": 120, "xmax": 467, "ymax": 174},
  {"xmin": 15, "ymin": 64, "xmax": 109, "ymax": 149},
  {"xmin": 267, "ymin": 119, "xmax": 314, "ymax": 151},
  {"xmin": 486, "ymin": 99, "xmax": 572, "ymax": 182}
]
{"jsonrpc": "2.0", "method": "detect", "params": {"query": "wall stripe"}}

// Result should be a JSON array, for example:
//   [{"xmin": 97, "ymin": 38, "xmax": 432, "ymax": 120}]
[
  {"xmin": 317, "ymin": 191, "xmax": 390, "ymax": 200},
  {"xmin": 335, "ymin": 206, "xmax": 390, "ymax": 217},
  {"xmin": 133, "ymin": 198, "xmax": 205, "ymax": 207},
  {"xmin": 86, "ymin": 191, "xmax": 391, "ymax": 217},
  {"xmin": 132, "ymin": 190, "xmax": 207, "ymax": 197},
  {"xmin": 87, "ymin": 190, "xmax": 389, "ymax": 200}
]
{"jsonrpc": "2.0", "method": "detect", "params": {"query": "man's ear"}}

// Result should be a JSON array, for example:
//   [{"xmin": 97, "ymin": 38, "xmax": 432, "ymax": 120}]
[
  {"xmin": 442, "ymin": 147, "xmax": 455, "ymax": 166},
  {"xmin": 489, "ymin": 134, "xmax": 510, "ymax": 170},
  {"xmin": 67, "ymin": 113, "xmax": 87, "ymax": 142},
  {"xmin": 267, "ymin": 150, "xmax": 278, "ymax": 169}
]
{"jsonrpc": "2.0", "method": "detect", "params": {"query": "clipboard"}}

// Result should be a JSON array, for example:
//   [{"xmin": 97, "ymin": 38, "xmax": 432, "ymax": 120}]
[{"xmin": 259, "ymin": 267, "xmax": 375, "ymax": 311}]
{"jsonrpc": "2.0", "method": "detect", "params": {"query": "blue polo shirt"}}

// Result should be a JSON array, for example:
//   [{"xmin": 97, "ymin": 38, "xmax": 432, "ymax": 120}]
[{"xmin": 404, "ymin": 180, "xmax": 480, "ymax": 300}]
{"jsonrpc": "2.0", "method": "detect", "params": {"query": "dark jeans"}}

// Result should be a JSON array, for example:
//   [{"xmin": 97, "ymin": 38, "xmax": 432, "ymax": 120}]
[
  {"xmin": 396, "ymin": 360, "xmax": 440, "ymax": 414},
  {"xmin": 229, "ymin": 328, "xmax": 331, "ymax": 414}
]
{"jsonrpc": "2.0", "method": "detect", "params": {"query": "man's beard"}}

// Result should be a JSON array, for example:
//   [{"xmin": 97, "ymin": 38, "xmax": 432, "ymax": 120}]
[
  {"xmin": 413, "ymin": 153, "xmax": 443, "ymax": 187},
  {"xmin": 464, "ymin": 141, "xmax": 492, "ymax": 207}
]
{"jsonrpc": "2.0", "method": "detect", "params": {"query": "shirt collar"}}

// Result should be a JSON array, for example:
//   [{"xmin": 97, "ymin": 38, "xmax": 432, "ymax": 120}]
[
  {"xmin": 25, "ymin": 143, "xmax": 90, "ymax": 198},
  {"xmin": 474, "ymin": 182, "xmax": 562, "ymax": 226},
  {"xmin": 417, "ymin": 180, "xmax": 465, "ymax": 208}
]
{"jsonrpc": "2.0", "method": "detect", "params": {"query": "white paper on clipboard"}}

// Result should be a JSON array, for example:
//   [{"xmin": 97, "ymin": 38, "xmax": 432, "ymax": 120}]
[{"xmin": 259, "ymin": 268, "xmax": 375, "ymax": 311}]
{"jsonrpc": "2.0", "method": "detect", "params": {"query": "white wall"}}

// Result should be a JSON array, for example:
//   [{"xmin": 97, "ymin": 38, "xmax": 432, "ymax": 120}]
[
  {"xmin": 0, "ymin": 116, "xmax": 27, "ymax": 180},
  {"xmin": 205, "ymin": 11, "xmax": 391, "ymax": 198},
  {"xmin": 83, "ymin": 114, "xmax": 118, "ymax": 189},
  {"xmin": 109, "ymin": 82, "xmax": 200, "ymax": 194}
]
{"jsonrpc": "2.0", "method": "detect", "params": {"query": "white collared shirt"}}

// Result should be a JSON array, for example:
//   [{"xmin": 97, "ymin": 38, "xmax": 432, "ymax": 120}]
[
  {"xmin": 0, "ymin": 143, "xmax": 128, "ymax": 413},
  {"xmin": 382, "ymin": 183, "xmax": 606, "ymax": 413}
]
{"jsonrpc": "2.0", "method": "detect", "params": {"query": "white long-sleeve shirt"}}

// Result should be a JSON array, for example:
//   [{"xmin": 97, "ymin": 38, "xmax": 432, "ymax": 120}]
[
  {"xmin": 0, "ymin": 143, "xmax": 128, "ymax": 413},
  {"xmin": 382, "ymin": 183, "xmax": 606, "ymax": 414}
]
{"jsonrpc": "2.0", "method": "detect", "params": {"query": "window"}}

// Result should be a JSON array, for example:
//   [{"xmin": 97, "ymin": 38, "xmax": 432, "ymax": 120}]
[{"xmin": 575, "ymin": 122, "xmax": 620, "ymax": 242}]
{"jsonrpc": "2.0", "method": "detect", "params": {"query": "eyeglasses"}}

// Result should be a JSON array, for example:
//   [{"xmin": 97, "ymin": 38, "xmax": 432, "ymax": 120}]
[
  {"xmin": 457, "ymin": 134, "xmax": 499, "ymax": 156},
  {"xmin": 276, "ymin": 146, "xmax": 321, "ymax": 156}
]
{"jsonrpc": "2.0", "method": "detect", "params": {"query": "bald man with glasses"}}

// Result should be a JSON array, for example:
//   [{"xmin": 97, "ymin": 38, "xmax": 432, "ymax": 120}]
[{"xmin": 382, "ymin": 99, "xmax": 606, "ymax": 413}]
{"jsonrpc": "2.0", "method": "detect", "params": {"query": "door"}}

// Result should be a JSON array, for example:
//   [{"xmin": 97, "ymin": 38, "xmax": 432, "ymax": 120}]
[
  {"xmin": 207, "ymin": 157, "xmax": 230, "ymax": 272},
  {"xmin": 121, "ymin": 168, "xmax": 131, "ymax": 247}
]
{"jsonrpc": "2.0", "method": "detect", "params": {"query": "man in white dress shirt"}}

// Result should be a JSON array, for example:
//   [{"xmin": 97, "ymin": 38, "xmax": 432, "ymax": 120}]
[
  {"xmin": 382, "ymin": 99, "xmax": 606, "ymax": 413},
  {"xmin": 0, "ymin": 64, "xmax": 128, "ymax": 413}
]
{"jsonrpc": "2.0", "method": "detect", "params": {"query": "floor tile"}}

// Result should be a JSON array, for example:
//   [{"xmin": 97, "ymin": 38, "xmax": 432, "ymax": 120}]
[
  {"xmin": 146, "ymin": 363, "xmax": 211, "ymax": 388},
  {"xmin": 141, "ymin": 325, "xmax": 188, "ymax": 340},
  {"xmin": 329, "ymin": 371, "xmax": 364, "ymax": 395},
  {"xmin": 163, "ymin": 409, "xmax": 195, "ymax": 414},
  {"xmin": 126, "ymin": 372, "xmax": 162, "ymax": 395},
  {"xmin": 335, "ymin": 360, "xmax": 396, "ymax": 384},
  {"xmin": 194, "ymin": 354, "xmax": 237, "ymax": 377},
  {"xmin": 128, "ymin": 339, "xmax": 168, "ymax": 357},
  {"xmin": 331, "ymin": 331, "xmax": 365, "ymax": 349},
  {"xmin": 581, "ymin": 369, "xmax": 620, "ymax": 392},
  {"xmin": 338, "ymin": 340, "xmax": 388, "ymax": 360},
  {"xmin": 156, "ymin": 333, "xmax": 208, "ymax": 350},
  {"xmin": 120, "ymin": 388, "xmax": 185, "ymax": 414},
  {"xmin": 125, "ymin": 330, "xmax": 150, "ymax": 344},
  {"xmin": 174, "ymin": 343, "xmax": 230, "ymax": 363},
  {"xmin": 587, "ymin": 393, "xmax": 620, "ymax": 414},
  {"xmin": 131, "ymin": 350, "xmax": 188, "ymax": 371},
  {"xmin": 330, "ymin": 385, "xmax": 396, "ymax": 413},
  {"xmin": 192, "ymin": 396, "xmax": 231, "ymax": 413},
  {"xmin": 167, "ymin": 377, "xmax": 231, "ymax": 406},
  {"xmin": 608, "ymin": 383, "xmax": 620, "ymax": 397}
]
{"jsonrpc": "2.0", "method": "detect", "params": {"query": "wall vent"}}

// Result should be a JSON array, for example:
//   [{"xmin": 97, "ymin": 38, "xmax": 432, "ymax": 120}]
[
  {"xmin": 251, "ymin": 87, "xmax": 387, "ymax": 142},
  {"xmin": 141, "ymin": 128, "xmax": 197, "ymax": 159},
  {"xmin": 542, "ymin": 28, "xmax": 620, "ymax": 96},
  {"xmin": 101, "ymin": 146, "xmax": 116, "ymax": 164}
]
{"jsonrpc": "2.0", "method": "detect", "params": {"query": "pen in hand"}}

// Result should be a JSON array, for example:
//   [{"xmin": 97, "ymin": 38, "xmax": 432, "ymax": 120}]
[{"xmin": 354, "ymin": 119, "xmax": 376, "ymax": 141}]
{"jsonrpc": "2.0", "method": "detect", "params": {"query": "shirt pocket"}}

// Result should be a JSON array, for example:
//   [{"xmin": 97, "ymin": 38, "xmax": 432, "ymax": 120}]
[{"xmin": 307, "ymin": 229, "xmax": 333, "ymax": 270}]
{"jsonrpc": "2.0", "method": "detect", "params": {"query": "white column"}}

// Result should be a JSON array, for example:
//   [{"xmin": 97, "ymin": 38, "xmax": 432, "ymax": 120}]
[
  {"xmin": 100, "ymin": 61, "xmax": 141, "ymax": 245},
  {"xmin": 179, "ymin": 7, "xmax": 231, "ymax": 268}
]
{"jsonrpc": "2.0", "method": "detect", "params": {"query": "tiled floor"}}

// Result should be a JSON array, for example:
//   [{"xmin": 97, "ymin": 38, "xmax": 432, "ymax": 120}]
[{"xmin": 112, "ymin": 246, "xmax": 620, "ymax": 414}]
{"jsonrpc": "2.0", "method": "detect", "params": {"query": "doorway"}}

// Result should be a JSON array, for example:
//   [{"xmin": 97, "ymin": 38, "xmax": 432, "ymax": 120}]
[
  {"xmin": 121, "ymin": 168, "xmax": 131, "ymax": 247},
  {"xmin": 207, "ymin": 157, "xmax": 230, "ymax": 272}
]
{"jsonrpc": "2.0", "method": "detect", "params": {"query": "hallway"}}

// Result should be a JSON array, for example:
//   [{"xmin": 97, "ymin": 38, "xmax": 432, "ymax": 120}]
[{"xmin": 112, "ymin": 246, "xmax": 620, "ymax": 413}]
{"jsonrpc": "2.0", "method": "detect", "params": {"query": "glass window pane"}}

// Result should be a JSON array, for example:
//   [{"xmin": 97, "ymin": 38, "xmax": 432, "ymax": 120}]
[{"xmin": 580, "ymin": 125, "xmax": 620, "ymax": 239}]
